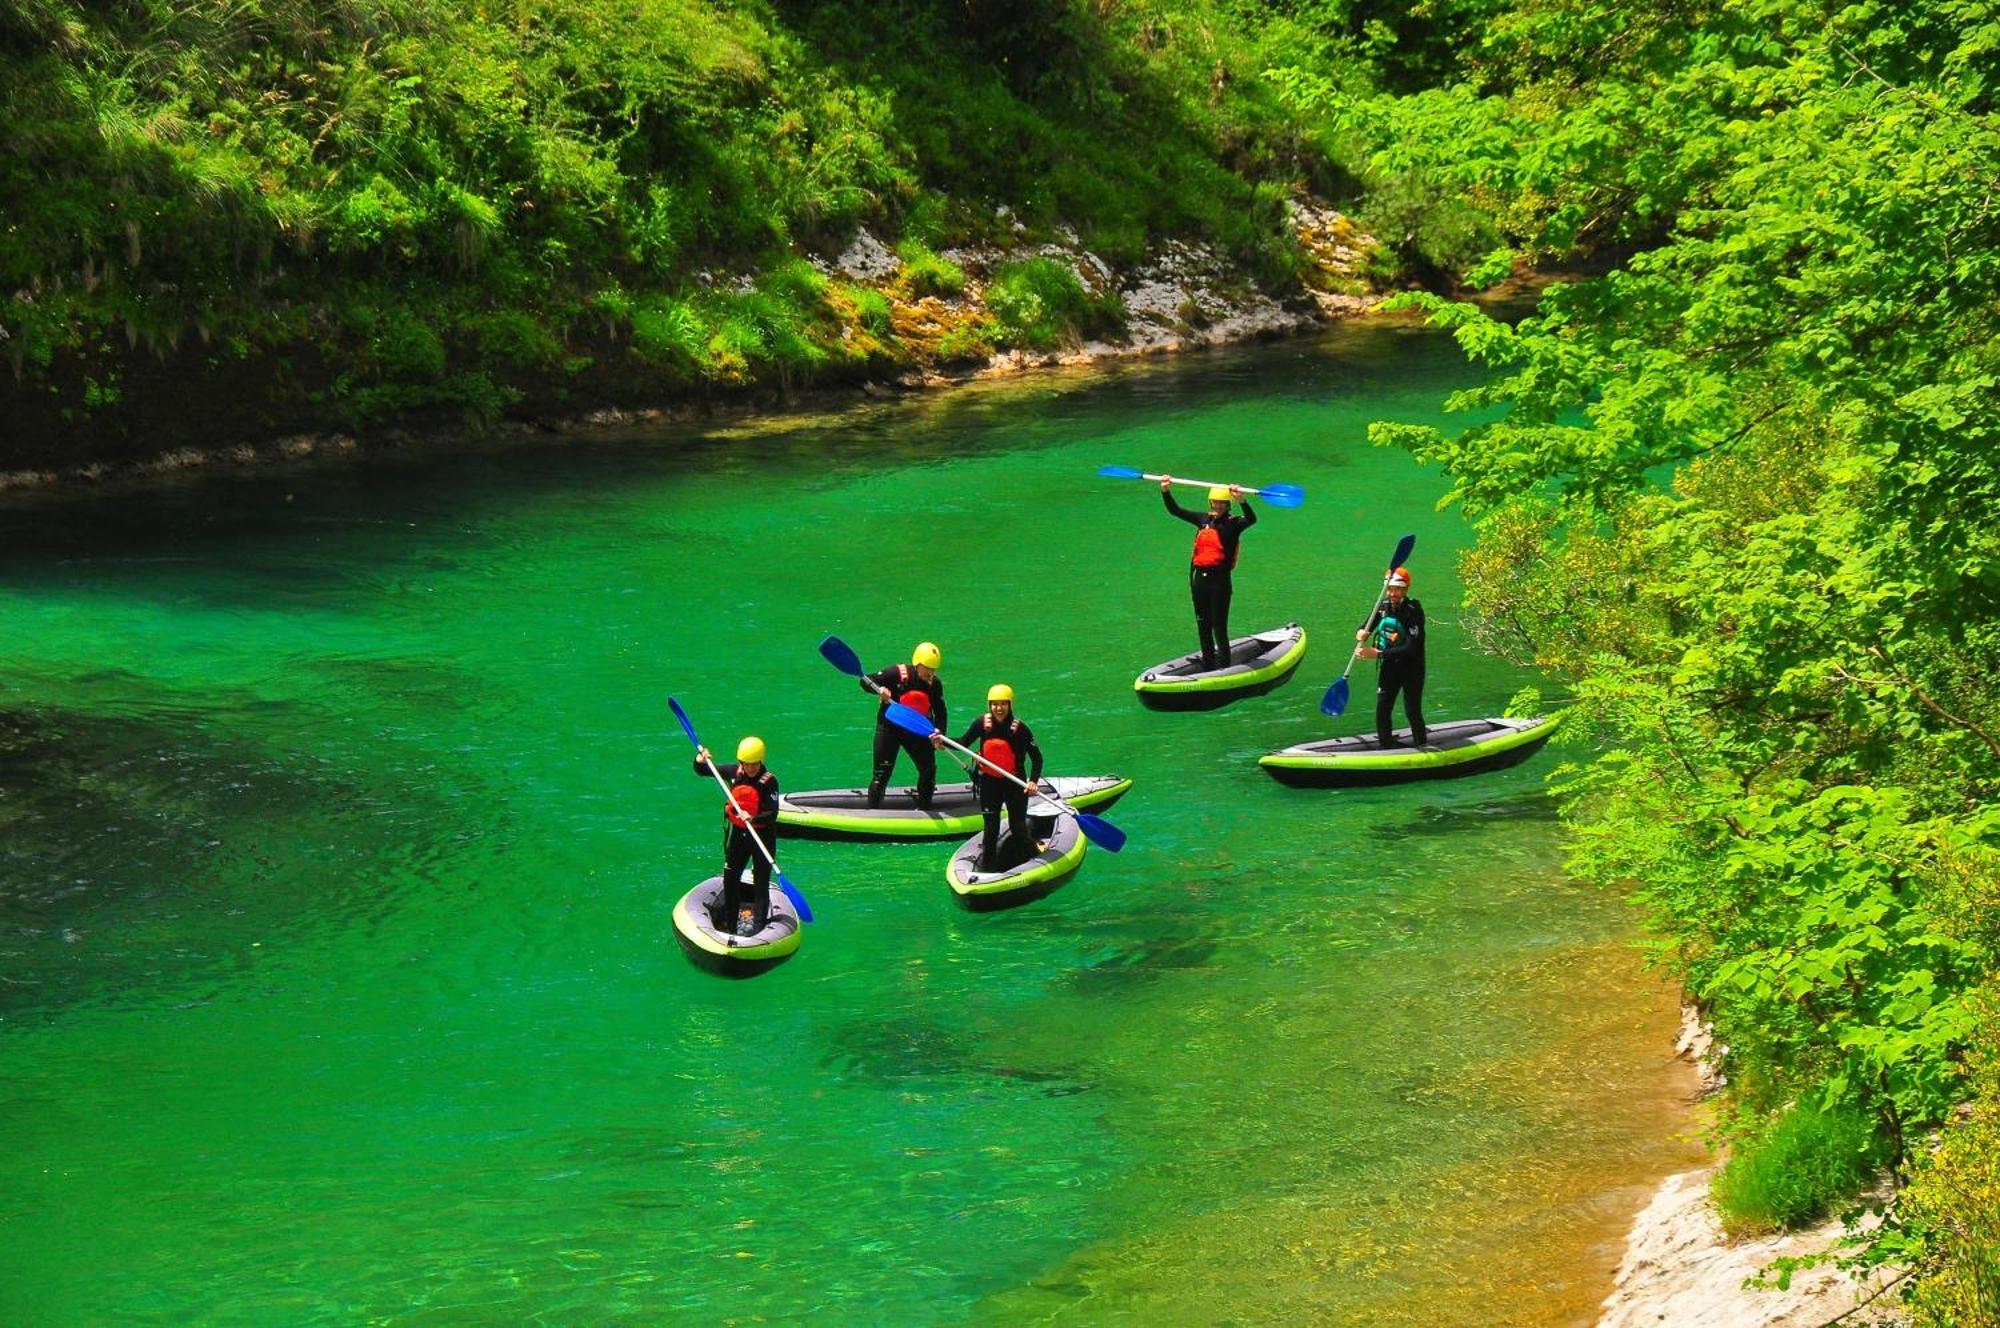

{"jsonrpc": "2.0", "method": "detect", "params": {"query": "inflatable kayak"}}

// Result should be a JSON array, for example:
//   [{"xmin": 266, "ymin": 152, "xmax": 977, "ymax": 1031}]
[
  {"xmin": 777, "ymin": 774, "xmax": 1132, "ymax": 842},
  {"xmin": 1134, "ymin": 623, "xmax": 1308, "ymax": 711},
  {"xmin": 671, "ymin": 875, "xmax": 803, "ymax": 977},
  {"xmin": 1258, "ymin": 714, "xmax": 1563, "ymax": 788},
  {"xmin": 945, "ymin": 812, "xmax": 1087, "ymax": 911}
]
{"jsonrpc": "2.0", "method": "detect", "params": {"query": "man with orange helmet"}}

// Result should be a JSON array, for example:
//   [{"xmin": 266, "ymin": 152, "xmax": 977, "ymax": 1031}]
[{"xmin": 1356, "ymin": 567, "xmax": 1427, "ymax": 747}]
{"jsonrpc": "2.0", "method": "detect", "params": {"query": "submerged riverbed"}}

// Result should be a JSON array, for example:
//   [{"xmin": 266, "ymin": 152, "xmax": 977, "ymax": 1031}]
[{"xmin": 0, "ymin": 322, "xmax": 1701, "ymax": 1325}]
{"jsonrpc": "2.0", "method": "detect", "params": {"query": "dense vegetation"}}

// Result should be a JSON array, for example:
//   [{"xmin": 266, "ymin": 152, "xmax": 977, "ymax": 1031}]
[
  {"xmin": 1278, "ymin": 0, "xmax": 1998, "ymax": 1314},
  {"xmin": 7, "ymin": 0, "xmax": 1997, "ymax": 1314},
  {"xmin": 0, "ymin": 0, "xmax": 1411, "ymax": 460}
]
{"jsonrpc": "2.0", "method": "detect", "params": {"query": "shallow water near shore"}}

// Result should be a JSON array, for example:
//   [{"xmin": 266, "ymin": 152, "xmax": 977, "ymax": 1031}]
[{"xmin": 0, "ymin": 321, "xmax": 1701, "ymax": 1325}]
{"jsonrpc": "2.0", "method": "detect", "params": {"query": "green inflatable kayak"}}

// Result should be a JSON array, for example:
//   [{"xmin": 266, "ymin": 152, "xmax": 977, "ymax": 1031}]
[
  {"xmin": 777, "ymin": 774, "xmax": 1131, "ymax": 842},
  {"xmin": 945, "ymin": 812, "xmax": 1087, "ymax": 911},
  {"xmin": 671, "ymin": 876, "xmax": 803, "ymax": 977},
  {"xmin": 1134, "ymin": 622, "xmax": 1308, "ymax": 711},
  {"xmin": 1259, "ymin": 714, "xmax": 1563, "ymax": 788}
]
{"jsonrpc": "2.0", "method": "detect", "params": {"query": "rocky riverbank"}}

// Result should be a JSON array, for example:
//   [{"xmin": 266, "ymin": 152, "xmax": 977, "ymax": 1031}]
[
  {"xmin": 0, "ymin": 198, "xmax": 1383, "ymax": 492},
  {"xmin": 1596, "ymin": 1006, "xmax": 1907, "ymax": 1328}
]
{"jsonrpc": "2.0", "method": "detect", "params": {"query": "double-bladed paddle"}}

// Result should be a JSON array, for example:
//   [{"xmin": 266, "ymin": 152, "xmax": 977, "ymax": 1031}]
[
  {"xmin": 879, "ymin": 702, "xmax": 1127, "ymax": 853},
  {"xmin": 1096, "ymin": 465, "xmax": 1304, "ymax": 509},
  {"xmin": 819, "ymin": 634, "xmax": 976, "ymax": 774},
  {"xmin": 1321, "ymin": 534, "xmax": 1416, "ymax": 718},
  {"xmin": 667, "ymin": 695, "xmax": 814, "ymax": 923}
]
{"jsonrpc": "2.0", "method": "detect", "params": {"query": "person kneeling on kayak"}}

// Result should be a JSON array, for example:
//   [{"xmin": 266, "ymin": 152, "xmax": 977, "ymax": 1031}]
[
  {"xmin": 862, "ymin": 641, "xmax": 947, "ymax": 809},
  {"xmin": 693, "ymin": 735, "xmax": 781, "ymax": 936},
  {"xmin": 1160, "ymin": 476, "xmax": 1257, "ymax": 671},
  {"xmin": 936, "ymin": 684, "xmax": 1043, "ymax": 872},
  {"xmin": 1356, "ymin": 567, "xmax": 1427, "ymax": 747}
]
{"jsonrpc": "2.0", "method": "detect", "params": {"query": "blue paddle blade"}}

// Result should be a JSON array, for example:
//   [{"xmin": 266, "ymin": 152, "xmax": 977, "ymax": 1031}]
[
  {"xmin": 668, "ymin": 696, "xmax": 700, "ymax": 748},
  {"xmin": 1097, "ymin": 464, "xmax": 1144, "ymax": 480},
  {"xmin": 776, "ymin": 873, "xmax": 814, "ymax": 923},
  {"xmin": 1390, "ymin": 533, "xmax": 1416, "ymax": 570},
  {"xmin": 882, "ymin": 701, "xmax": 937, "ymax": 738},
  {"xmin": 1321, "ymin": 676, "xmax": 1350, "ymax": 718},
  {"xmin": 1258, "ymin": 484, "xmax": 1306, "ymax": 508},
  {"xmin": 818, "ymin": 634, "xmax": 864, "ymax": 677},
  {"xmin": 1076, "ymin": 813, "xmax": 1126, "ymax": 853}
]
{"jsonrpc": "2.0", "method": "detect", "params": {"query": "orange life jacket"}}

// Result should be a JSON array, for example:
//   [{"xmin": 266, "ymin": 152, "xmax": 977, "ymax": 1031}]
[
  {"xmin": 894, "ymin": 664, "xmax": 932, "ymax": 716},
  {"xmin": 725, "ymin": 783, "xmax": 760, "ymax": 827},
  {"xmin": 979, "ymin": 714, "xmax": 1019, "ymax": 777},
  {"xmin": 1192, "ymin": 526, "xmax": 1227, "ymax": 568}
]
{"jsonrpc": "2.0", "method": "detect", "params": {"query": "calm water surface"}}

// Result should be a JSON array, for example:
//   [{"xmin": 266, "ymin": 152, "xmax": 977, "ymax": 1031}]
[{"xmin": 0, "ymin": 322, "xmax": 1700, "ymax": 1325}]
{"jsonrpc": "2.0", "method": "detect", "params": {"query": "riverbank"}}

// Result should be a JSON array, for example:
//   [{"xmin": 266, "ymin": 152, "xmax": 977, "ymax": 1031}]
[
  {"xmin": 0, "ymin": 197, "xmax": 1384, "ymax": 492},
  {"xmin": 1596, "ymin": 1006, "xmax": 1907, "ymax": 1327}
]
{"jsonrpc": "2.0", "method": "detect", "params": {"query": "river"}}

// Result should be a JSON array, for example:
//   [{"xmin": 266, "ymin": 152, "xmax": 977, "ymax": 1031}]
[{"xmin": 0, "ymin": 320, "xmax": 1701, "ymax": 1325}]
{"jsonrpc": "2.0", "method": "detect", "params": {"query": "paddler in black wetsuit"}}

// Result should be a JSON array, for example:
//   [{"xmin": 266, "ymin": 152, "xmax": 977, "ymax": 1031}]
[
  {"xmin": 693, "ymin": 735, "xmax": 781, "ymax": 935},
  {"xmin": 1160, "ymin": 476, "xmax": 1257, "ymax": 670},
  {"xmin": 935, "ymin": 684, "xmax": 1043, "ymax": 872},
  {"xmin": 1356, "ymin": 567, "xmax": 1427, "ymax": 747},
  {"xmin": 860, "ymin": 641, "xmax": 946, "ymax": 809}
]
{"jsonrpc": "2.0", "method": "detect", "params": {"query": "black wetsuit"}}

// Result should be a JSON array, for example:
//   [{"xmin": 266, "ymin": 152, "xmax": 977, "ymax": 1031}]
[
  {"xmin": 955, "ymin": 712, "xmax": 1043, "ymax": 871},
  {"xmin": 1164, "ymin": 491, "xmax": 1257, "ymax": 670},
  {"xmin": 1362, "ymin": 596, "xmax": 1427, "ymax": 746},
  {"xmin": 693, "ymin": 756, "xmax": 781, "ymax": 931},
  {"xmin": 862, "ymin": 664, "xmax": 947, "ymax": 808}
]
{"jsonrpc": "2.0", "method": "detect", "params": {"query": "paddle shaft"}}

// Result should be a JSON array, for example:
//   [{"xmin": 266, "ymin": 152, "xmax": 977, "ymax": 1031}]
[
  {"xmin": 1144, "ymin": 472, "xmax": 1251, "ymax": 495},
  {"xmin": 933, "ymin": 730, "xmax": 1069, "ymax": 812}
]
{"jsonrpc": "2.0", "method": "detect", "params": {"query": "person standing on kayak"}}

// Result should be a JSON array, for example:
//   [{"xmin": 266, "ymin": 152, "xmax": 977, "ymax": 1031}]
[
  {"xmin": 1356, "ymin": 567, "xmax": 1427, "ymax": 747},
  {"xmin": 861, "ymin": 641, "xmax": 947, "ymax": 809},
  {"xmin": 1160, "ymin": 476, "xmax": 1257, "ymax": 670},
  {"xmin": 693, "ymin": 736, "xmax": 782, "ymax": 936},
  {"xmin": 936, "ymin": 684, "xmax": 1043, "ymax": 872}
]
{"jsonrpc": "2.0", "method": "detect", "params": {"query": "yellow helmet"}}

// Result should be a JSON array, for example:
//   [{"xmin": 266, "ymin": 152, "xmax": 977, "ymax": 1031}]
[
  {"xmin": 1208, "ymin": 485, "xmax": 1233, "ymax": 503},
  {"xmin": 736, "ymin": 735, "xmax": 766, "ymax": 763},
  {"xmin": 912, "ymin": 641, "xmax": 942, "ymax": 669},
  {"xmin": 987, "ymin": 684, "xmax": 1014, "ymax": 703}
]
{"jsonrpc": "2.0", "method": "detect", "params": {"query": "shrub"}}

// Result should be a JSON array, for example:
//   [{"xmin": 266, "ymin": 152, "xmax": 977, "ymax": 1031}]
[
  {"xmin": 1713, "ymin": 1098, "xmax": 1886, "ymax": 1234},
  {"xmin": 895, "ymin": 239, "xmax": 966, "ymax": 298},
  {"xmin": 985, "ymin": 257, "xmax": 1123, "ymax": 351}
]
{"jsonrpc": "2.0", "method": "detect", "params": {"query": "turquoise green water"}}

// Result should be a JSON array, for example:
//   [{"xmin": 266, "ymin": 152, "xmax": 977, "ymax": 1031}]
[{"xmin": 0, "ymin": 322, "xmax": 1700, "ymax": 1326}]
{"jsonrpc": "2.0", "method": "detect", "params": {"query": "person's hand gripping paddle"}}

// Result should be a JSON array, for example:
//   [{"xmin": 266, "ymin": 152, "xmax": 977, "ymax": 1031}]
[
  {"xmin": 878, "ymin": 703, "xmax": 1127, "ymax": 852},
  {"xmin": 1321, "ymin": 534, "xmax": 1416, "ymax": 718},
  {"xmin": 667, "ymin": 696, "xmax": 813, "ymax": 923}
]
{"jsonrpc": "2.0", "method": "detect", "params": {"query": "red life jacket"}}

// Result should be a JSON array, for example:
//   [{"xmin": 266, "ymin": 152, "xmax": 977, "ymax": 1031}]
[
  {"xmin": 894, "ymin": 664, "xmax": 932, "ymax": 717},
  {"xmin": 725, "ymin": 783, "xmax": 760, "ymax": 827},
  {"xmin": 1192, "ymin": 526, "xmax": 1227, "ymax": 568},
  {"xmin": 979, "ymin": 714, "xmax": 1020, "ymax": 777}
]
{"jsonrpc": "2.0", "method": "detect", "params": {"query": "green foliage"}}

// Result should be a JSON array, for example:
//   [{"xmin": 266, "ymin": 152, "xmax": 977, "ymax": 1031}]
[
  {"xmin": 1352, "ymin": 0, "xmax": 2000, "ymax": 1299},
  {"xmin": 2, "ymin": 0, "xmax": 1389, "ymax": 428},
  {"xmin": 894, "ymin": 240, "xmax": 967, "ymax": 299},
  {"xmin": 1896, "ymin": 990, "xmax": 2000, "ymax": 1326},
  {"xmin": 1714, "ymin": 1098, "xmax": 1887, "ymax": 1234},
  {"xmin": 986, "ymin": 257, "xmax": 1124, "ymax": 350}
]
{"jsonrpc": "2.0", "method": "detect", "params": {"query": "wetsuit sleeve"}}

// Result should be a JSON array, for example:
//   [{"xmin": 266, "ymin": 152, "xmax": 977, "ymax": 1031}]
[
  {"xmin": 956, "ymin": 720, "xmax": 983, "ymax": 749},
  {"xmin": 695, "ymin": 757, "xmax": 740, "ymax": 780},
  {"xmin": 1359, "ymin": 601, "xmax": 1387, "ymax": 635},
  {"xmin": 933, "ymin": 682, "xmax": 947, "ymax": 738},
  {"xmin": 1162, "ymin": 490, "xmax": 1202, "ymax": 526},
  {"xmin": 1017, "ymin": 722, "xmax": 1044, "ymax": 781},
  {"xmin": 1380, "ymin": 627, "xmax": 1417, "ymax": 662},
  {"xmin": 1236, "ymin": 500, "xmax": 1257, "ymax": 530},
  {"xmin": 753, "ymin": 773, "xmax": 780, "ymax": 833},
  {"xmin": 861, "ymin": 666, "xmax": 896, "ymax": 697}
]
